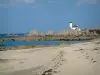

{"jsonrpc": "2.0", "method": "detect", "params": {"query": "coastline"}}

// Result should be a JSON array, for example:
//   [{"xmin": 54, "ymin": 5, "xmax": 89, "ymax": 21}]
[
  {"xmin": 0, "ymin": 40, "xmax": 87, "ymax": 51},
  {"xmin": 0, "ymin": 35, "xmax": 99, "ymax": 50},
  {"xmin": 0, "ymin": 45, "xmax": 57, "ymax": 51},
  {"xmin": 0, "ymin": 38, "xmax": 100, "ymax": 75},
  {"xmin": 0, "ymin": 34, "xmax": 100, "ymax": 42}
]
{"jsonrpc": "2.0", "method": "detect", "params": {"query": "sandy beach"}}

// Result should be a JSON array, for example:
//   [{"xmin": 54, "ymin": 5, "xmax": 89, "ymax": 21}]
[{"xmin": 0, "ymin": 39, "xmax": 100, "ymax": 75}]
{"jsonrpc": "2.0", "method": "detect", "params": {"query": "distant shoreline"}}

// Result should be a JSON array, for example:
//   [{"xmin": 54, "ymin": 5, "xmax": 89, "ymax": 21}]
[
  {"xmin": 0, "ymin": 33, "xmax": 100, "ymax": 51},
  {"xmin": 0, "ymin": 35, "xmax": 99, "ymax": 42}
]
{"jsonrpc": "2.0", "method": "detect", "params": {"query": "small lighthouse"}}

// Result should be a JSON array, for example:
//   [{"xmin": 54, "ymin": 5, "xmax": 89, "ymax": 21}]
[
  {"xmin": 69, "ymin": 21, "xmax": 72, "ymax": 28},
  {"xmin": 69, "ymin": 21, "xmax": 81, "ymax": 31}
]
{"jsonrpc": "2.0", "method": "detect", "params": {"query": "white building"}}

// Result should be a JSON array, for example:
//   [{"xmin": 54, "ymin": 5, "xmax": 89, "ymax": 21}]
[{"xmin": 69, "ymin": 21, "xmax": 81, "ymax": 31}]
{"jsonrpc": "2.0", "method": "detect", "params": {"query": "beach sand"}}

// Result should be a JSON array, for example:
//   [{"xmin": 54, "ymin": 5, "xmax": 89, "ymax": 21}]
[{"xmin": 0, "ymin": 39, "xmax": 100, "ymax": 75}]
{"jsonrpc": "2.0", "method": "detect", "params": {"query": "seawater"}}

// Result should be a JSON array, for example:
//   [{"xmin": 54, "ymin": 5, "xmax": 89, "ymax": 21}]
[
  {"xmin": 0, "ymin": 34, "xmax": 24, "ymax": 38},
  {"xmin": 0, "ymin": 34, "xmax": 86, "ymax": 47},
  {"xmin": 0, "ymin": 40, "xmax": 86, "ymax": 47}
]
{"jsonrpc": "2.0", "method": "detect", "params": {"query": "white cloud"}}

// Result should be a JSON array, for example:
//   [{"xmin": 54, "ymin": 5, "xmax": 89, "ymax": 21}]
[
  {"xmin": 0, "ymin": 0, "xmax": 36, "ymax": 7},
  {"xmin": 16, "ymin": 0, "xmax": 36, "ymax": 4},
  {"xmin": 77, "ymin": 0, "xmax": 100, "ymax": 5}
]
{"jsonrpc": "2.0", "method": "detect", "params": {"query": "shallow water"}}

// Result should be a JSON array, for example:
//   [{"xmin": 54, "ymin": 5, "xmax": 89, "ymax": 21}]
[{"xmin": 0, "ymin": 40, "xmax": 86, "ymax": 47}]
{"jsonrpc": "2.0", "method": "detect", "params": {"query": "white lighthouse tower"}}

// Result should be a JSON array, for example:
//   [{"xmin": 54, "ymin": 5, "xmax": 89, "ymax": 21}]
[{"xmin": 69, "ymin": 21, "xmax": 72, "ymax": 28}]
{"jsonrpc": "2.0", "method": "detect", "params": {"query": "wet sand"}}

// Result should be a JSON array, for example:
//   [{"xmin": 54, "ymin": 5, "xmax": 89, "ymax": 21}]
[{"xmin": 0, "ymin": 39, "xmax": 100, "ymax": 75}]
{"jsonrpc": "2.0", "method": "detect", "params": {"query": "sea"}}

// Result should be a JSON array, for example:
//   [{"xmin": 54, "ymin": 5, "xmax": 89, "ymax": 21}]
[
  {"xmin": 0, "ymin": 34, "xmax": 24, "ymax": 38},
  {"xmin": 0, "ymin": 34, "xmax": 86, "ymax": 47}
]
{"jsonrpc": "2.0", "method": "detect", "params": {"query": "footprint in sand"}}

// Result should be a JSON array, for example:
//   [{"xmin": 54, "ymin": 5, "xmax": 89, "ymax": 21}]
[
  {"xmin": 40, "ymin": 50, "xmax": 66, "ymax": 75},
  {"xmin": 85, "ymin": 56, "xmax": 89, "ymax": 59},
  {"xmin": 92, "ymin": 61, "xmax": 96, "ymax": 63},
  {"xmin": 90, "ymin": 58, "xmax": 97, "ymax": 63}
]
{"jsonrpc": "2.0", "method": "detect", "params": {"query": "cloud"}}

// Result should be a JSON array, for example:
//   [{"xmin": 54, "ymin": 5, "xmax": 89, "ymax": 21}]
[
  {"xmin": 16, "ymin": 0, "xmax": 36, "ymax": 4},
  {"xmin": 0, "ymin": 0, "xmax": 36, "ymax": 7},
  {"xmin": 77, "ymin": 0, "xmax": 100, "ymax": 5}
]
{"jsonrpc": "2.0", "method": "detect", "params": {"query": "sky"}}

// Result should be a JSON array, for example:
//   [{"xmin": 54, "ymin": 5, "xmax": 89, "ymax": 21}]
[{"xmin": 0, "ymin": 0, "xmax": 100, "ymax": 34}]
